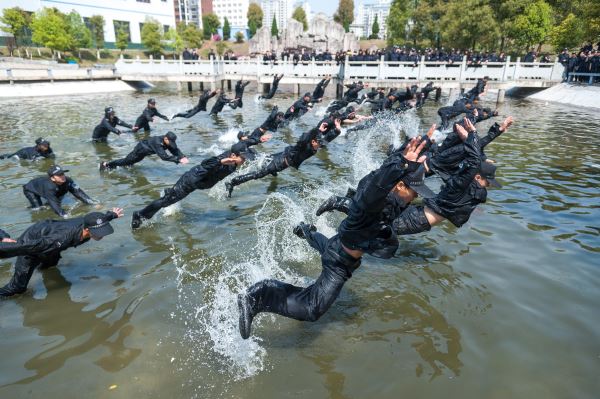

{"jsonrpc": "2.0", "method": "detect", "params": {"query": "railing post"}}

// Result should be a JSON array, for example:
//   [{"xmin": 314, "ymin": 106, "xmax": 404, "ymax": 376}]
[
  {"xmin": 378, "ymin": 55, "xmax": 385, "ymax": 80},
  {"xmin": 311, "ymin": 57, "xmax": 315, "ymax": 78},
  {"xmin": 344, "ymin": 55, "xmax": 349, "ymax": 81},
  {"xmin": 459, "ymin": 56, "xmax": 466, "ymax": 85},
  {"xmin": 502, "ymin": 55, "xmax": 511, "ymax": 81},
  {"xmin": 47, "ymin": 68, "xmax": 53, "ymax": 82},
  {"xmin": 418, "ymin": 56, "xmax": 425, "ymax": 81},
  {"xmin": 87, "ymin": 68, "xmax": 92, "ymax": 80}
]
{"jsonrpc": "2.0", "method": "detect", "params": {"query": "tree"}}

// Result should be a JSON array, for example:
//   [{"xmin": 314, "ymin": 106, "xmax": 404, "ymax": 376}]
[
  {"xmin": 180, "ymin": 23, "xmax": 203, "ymax": 48},
  {"xmin": 247, "ymin": 3, "xmax": 264, "ymax": 38},
  {"xmin": 550, "ymin": 13, "xmax": 583, "ymax": 51},
  {"xmin": 215, "ymin": 41, "xmax": 229, "ymax": 56},
  {"xmin": 116, "ymin": 27, "xmax": 129, "ymax": 52},
  {"xmin": 386, "ymin": 0, "xmax": 411, "ymax": 46},
  {"xmin": 509, "ymin": 0, "xmax": 553, "ymax": 50},
  {"xmin": 202, "ymin": 13, "xmax": 221, "ymax": 40},
  {"xmin": 235, "ymin": 31, "xmax": 245, "ymax": 43},
  {"xmin": 223, "ymin": 17, "xmax": 231, "ymax": 40},
  {"xmin": 88, "ymin": 15, "xmax": 105, "ymax": 49},
  {"xmin": 165, "ymin": 26, "xmax": 184, "ymax": 58},
  {"xmin": 370, "ymin": 15, "xmax": 380, "ymax": 39},
  {"xmin": 31, "ymin": 8, "xmax": 73, "ymax": 56},
  {"xmin": 66, "ymin": 11, "xmax": 92, "ymax": 50},
  {"xmin": 141, "ymin": 18, "xmax": 163, "ymax": 56},
  {"xmin": 408, "ymin": 0, "xmax": 445, "ymax": 47},
  {"xmin": 271, "ymin": 15, "xmax": 279, "ymax": 38},
  {"xmin": 0, "ymin": 7, "xmax": 30, "ymax": 49},
  {"xmin": 292, "ymin": 6, "xmax": 308, "ymax": 31},
  {"xmin": 334, "ymin": 0, "xmax": 354, "ymax": 32},
  {"xmin": 441, "ymin": 0, "xmax": 500, "ymax": 50}
]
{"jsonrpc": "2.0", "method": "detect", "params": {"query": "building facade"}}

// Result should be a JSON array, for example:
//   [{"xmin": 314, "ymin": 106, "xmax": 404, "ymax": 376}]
[
  {"xmin": 353, "ymin": 0, "xmax": 390, "ymax": 39},
  {"xmin": 174, "ymin": 0, "xmax": 202, "ymax": 27},
  {"xmin": 212, "ymin": 0, "xmax": 249, "ymax": 31},
  {"xmin": 259, "ymin": 0, "xmax": 293, "ymax": 31},
  {"xmin": 0, "ymin": 0, "xmax": 176, "ymax": 46}
]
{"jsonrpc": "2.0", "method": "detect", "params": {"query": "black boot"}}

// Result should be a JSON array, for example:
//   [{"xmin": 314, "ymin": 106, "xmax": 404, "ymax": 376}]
[
  {"xmin": 131, "ymin": 211, "xmax": 144, "ymax": 229},
  {"xmin": 238, "ymin": 292, "xmax": 255, "ymax": 340},
  {"xmin": 316, "ymin": 195, "xmax": 352, "ymax": 216},
  {"xmin": 293, "ymin": 222, "xmax": 317, "ymax": 239},
  {"xmin": 225, "ymin": 182, "xmax": 234, "ymax": 198}
]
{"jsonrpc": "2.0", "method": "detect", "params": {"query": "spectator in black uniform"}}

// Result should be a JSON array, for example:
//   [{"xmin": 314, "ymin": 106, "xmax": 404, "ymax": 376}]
[
  {"xmin": 131, "ymin": 143, "xmax": 253, "ymax": 228},
  {"xmin": 23, "ymin": 165, "xmax": 96, "ymax": 217},
  {"xmin": 133, "ymin": 98, "xmax": 169, "ymax": 132},
  {"xmin": 172, "ymin": 89, "xmax": 218, "ymax": 119},
  {"xmin": 100, "ymin": 132, "xmax": 189, "ymax": 170},
  {"xmin": 0, "ymin": 208, "xmax": 124, "ymax": 297},
  {"xmin": 1, "ymin": 137, "xmax": 55, "ymax": 160},
  {"xmin": 92, "ymin": 106, "xmax": 137, "ymax": 142}
]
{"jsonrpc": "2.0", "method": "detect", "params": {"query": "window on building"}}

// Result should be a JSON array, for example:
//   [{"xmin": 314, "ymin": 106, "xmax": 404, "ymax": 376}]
[
  {"xmin": 139, "ymin": 22, "xmax": 145, "ymax": 35},
  {"xmin": 136, "ymin": 0, "xmax": 150, "ymax": 3},
  {"xmin": 163, "ymin": 25, "xmax": 170, "ymax": 33},
  {"xmin": 114, "ymin": 20, "xmax": 131, "ymax": 43}
]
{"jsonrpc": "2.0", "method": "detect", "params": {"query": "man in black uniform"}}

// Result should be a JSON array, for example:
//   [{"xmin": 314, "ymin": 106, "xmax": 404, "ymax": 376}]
[
  {"xmin": 233, "ymin": 80, "xmax": 251, "ymax": 108},
  {"xmin": 172, "ymin": 89, "xmax": 218, "ymax": 119},
  {"xmin": 131, "ymin": 142, "xmax": 253, "ymax": 228},
  {"xmin": 210, "ymin": 92, "xmax": 237, "ymax": 115},
  {"xmin": 1, "ymin": 137, "xmax": 55, "ymax": 160},
  {"xmin": 23, "ymin": 165, "xmax": 96, "ymax": 217},
  {"xmin": 283, "ymin": 93, "xmax": 313, "ymax": 121},
  {"xmin": 393, "ymin": 121, "xmax": 502, "ymax": 236},
  {"xmin": 260, "ymin": 75, "xmax": 284, "ymax": 100},
  {"xmin": 100, "ymin": 131, "xmax": 189, "ymax": 171},
  {"xmin": 416, "ymin": 82, "xmax": 440, "ymax": 108},
  {"xmin": 133, "ymin": 98, "xmax": 170, "ymax": 132},
  {"xmin": 0, "ymin": 207, "xmax": 124, "ymax": 297},
  {"xmin": 237, "ymin": 137, "xmax": 430, "ymax": 339},
  {"xmin": 92, "ymin": 107, "xmax": 137, "ymax": 142},
  {"xmin": 311, "ymin": 75, "xmax": 331, "ymax": 103},
  {"xmin": 437, "ymin": 101, "xmax": 474, "ymax": 129},
  {"xmin": 225, "ymin": 121, "xmax": 333, "ymax": 197}
]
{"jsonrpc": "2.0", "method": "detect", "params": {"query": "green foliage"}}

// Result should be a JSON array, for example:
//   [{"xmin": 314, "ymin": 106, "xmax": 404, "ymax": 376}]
[
  {"xmin": 247, "ymin": 3, "xmax": 264, "ymax": 37},
  {"xmin": 215, "ymin": 41, "xmax": 229, "ymax": 56},
  {"xmin": 292, "ymin": 7, "xmax": 308, "ymax": 31},
  {"xmin": 141, "ymin": 18, "xmax": 163, "ymax": 56},
  {"xmin": 166, "ymin": 26, "xmax": 184, "ymax": 55},
  {"xmin": 386, "ymin": 0, "xmax": 411, "ymax": 46},
  {"xmin": 235, "ymin": 31, "xmax": 245, "ymax": 43},
  {"xmin": 181, "ymin": 23, "xmax": 203, "ymax": 48},
  {"xmin": 271, "ymin": 15, "xmax": 279, "ymax": 38},
  {"xmin": 549, "ymin": 13, "xmax": 583, "ymax": 51},
  {"xmin": 66, "ymin": 11, "xmax": 92, "ymax": 49},
  {"xmin": 408, "ymin": 0, "xmax": 444, "ymax": 47},
  {"xmin": 334, "ymin": 0, "xmax": 354, "ymax": 32},
  {"xmin": 441, "ymin": 0, "xmax": 500, "ymax": 50},
  {"xmin": 370, "ymin": 15, "xmax": 380, "ymax": 39},
  {"xmin": 202, "ymin": 13, "xmax": 221, "ymax": 40},
  {"xmin": 0, "ymin": 7, "xmax": 30, "ymax": 48},
  {"xmin": 116, "ymin": 27, "xmax": 129, "ymax": 51},
  {"xmin": 31, "ymin": 8, "xmax": 72, "ymax": 53},
  {"xmin": 223, "ymin": 17, "xmax": 231, "ymax": 40},
  {"xmin": 88, "ymin": 15, "xmax": 105, "ymax": 49},
  {"xmin": 509, "ymin": 0, "xmax": 553, "ymax": 49},
  {"xmin": 580, "ymin": 1, "xmax": 600, "ymax": 42}
]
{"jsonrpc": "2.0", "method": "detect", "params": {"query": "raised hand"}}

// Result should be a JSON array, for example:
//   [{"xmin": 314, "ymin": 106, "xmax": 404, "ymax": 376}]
[
  {"xmin": 112, "ymin": 207, "xmax": 125, "ymax": 218},
  {"xmin": 456, "ymin": 123, "xmax": 469, "ymax": 141},
  {"xmin": 463, "ymin": 117, "xmax": 476, "ymax": 133},
  {"xmin": 334, "ymin": 118, "xmax": 342, "ymax": 130},
  {"xmin": 2, "ymin": 238, "xmax": 17, "ymax": 243},
  {"xmin": 179, "ymin": 157, "xmax": 190, "ymax": 164},
  {"xmin": 319, "ymin": 122, "xmax": 328, "ymax": 132},
  {"xmin": 426, "ymin": 123, "xmax": 437, "ymax": 138},
  {"xmin": 260, "ymin": 134, "xmax": 272, "ymax": 143},
  {"xmin": 402, "ymin": 136, "xmax": 428, "ymax": 163},
  {"xmin": 500, "ymin": 116, "xmax": 514, "ymax": 132}
]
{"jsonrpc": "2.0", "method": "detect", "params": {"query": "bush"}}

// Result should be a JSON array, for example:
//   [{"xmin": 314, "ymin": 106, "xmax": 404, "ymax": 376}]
[
  {"xmin": 99, "ymin": 49, "xmax": 111, "ymax": 58},
  {"xmin": 79, "ymin": 49, "xmax": 96, "ymax": 61}
]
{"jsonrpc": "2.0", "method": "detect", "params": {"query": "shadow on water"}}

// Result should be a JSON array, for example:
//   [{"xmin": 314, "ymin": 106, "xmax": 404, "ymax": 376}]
[{"xmin": 1, "ymin": 267, "xmax": 143, "ymax": 387}]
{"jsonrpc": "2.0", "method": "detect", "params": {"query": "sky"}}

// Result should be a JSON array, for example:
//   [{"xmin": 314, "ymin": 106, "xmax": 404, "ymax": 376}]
[{"xmin": 307, "ymin": 1, "xmax": 336, "ymax": 16}]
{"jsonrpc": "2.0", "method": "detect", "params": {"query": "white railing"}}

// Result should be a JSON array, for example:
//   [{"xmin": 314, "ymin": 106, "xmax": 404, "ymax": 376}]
[
  {"xmin": 0, "ymin": 67, "xmax": 116, "ymax": 81},
  {"xmin": 114, "ymin": 55, "xmax": 565, "ymax": 84}
]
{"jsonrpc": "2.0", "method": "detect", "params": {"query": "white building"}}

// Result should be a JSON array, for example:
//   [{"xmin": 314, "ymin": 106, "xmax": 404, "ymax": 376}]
[
  {"xmin": 354, "ymin": 0, "xmax": 390, "ymax": 39},
  {"xmin": 212, "ymin": 0, "xmax": 250, "ymax": 30},
  {"xmin": 0, "ymin": 0, "xmax": 176, "ymax": 45},
  {"xmin": 174, "ymin": 0, "xmax": 202, "ymax": 28},
  {"xmin": 260, "ymin": 0, "xmax": 293, "ymax": 31}
]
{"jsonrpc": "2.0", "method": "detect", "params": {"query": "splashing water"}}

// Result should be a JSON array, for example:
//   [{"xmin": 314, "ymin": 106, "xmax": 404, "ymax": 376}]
[{"xmin": 217, "ymin": 128, "xmax": 243, "ymax": 147}]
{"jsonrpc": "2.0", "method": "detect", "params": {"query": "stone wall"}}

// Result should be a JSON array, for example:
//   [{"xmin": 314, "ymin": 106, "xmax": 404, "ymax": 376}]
[{"xmin": 249, "ymin": 13, "xmax": 359, "ymax": 54}]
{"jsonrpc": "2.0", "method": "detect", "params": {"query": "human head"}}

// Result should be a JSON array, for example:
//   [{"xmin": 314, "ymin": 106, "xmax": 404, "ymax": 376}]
[
  {"xmin": 148, "ymin": 98, "xmax": 156, "ymax": 108},
  {"xmin": 392, "ymin": 165, "xmax": 435, "ymax": 203},
  {"xmin": 475, "ymin": 161, "xmax": 502, "ymax": 189},
  {"xmin": 230, "ymin": 142, "xmax": 254, "ymax": 164},
  {"xmin": 48, "ymin": 165, "xmax": 68, "ymax": 185},
  {"xmin": 303, "ymin": 92, "xmax": 311, "ymax": 102},
  {"xmin": 83, "ymin": 212, "xmax": 116, "ymax": 241},
  {"xmin": 164, "ymin": 131, "xmax": 177, "ymax": 146},
  {"xmin": 35, "ymin": 137, "xmax": 50, "ymax": 152},
  {"xmin": 104, "ymin": 106, "xmax": 116, "ymax": 118}
]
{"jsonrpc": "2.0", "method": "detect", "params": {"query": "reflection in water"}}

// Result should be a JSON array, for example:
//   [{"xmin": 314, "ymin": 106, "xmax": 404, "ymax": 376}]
[{"xmin": 2, "ymin": 267, "xmax": 142, "ymax": 387}]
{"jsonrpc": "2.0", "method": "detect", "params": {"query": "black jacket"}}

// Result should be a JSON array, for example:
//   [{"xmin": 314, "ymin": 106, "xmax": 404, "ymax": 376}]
[
  {"xmin": 23, "ymin": 176, "xmax": 95, "ymax": 217},
  {"xmin": 92, "ymin": 116, "xmax": 133, "ymax": 141},
  {"xmin": 260, "ymin": 106, "xmax": 282, "ymax": 131},
  {"xmin": 424, "ymin": 132, "xmax": 487, "ymax": 227},
  {"xmin": 343, "ymin": 84, "xmax": 363, "ymax": 102},
  {"xmin": 235, "ymin": 81, "xmax": 250, "ymax": 98},
  {"xmin": 1, "ymin": 145, "xmax": 55, "ymax": 160},
  {"xmin": 197, "ymin": 90, "xmax": 217, "ymax": 111},
  {"xmin": 210, "ymin": 94, "xmax": 234, "ymax": 114},
  {"xmin": 284, "ymin": 98, "xmax": 310, "ymax": 120},
  {"xmin": 312, "ymin": 78, "xmax": 330, "ymax": 100},
  {"xmin": 187, "ymin": 152, "xmax": 239, "ymax": 189},
  {"xmin": 135, "ymin": 107, "xmax": 168, "ymax": 128},
  {"xmin": 135, "ymin": 135, "xmax": 185, "ymax": 164},
  {"xmin": 283, "ymin": 129, "xmax": 319, "ymax": 168}
]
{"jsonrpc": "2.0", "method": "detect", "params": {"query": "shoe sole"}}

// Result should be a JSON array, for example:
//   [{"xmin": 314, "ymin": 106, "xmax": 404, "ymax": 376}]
[{"xmin": 237, "ymin": 293, "xmax": 251, "ymax": 340}]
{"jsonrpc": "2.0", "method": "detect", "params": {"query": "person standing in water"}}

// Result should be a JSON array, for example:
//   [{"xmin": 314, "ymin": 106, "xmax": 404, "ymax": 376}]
[{"xmin": 133, "ymin": 98, "xmax": 170, "ymax": 132}]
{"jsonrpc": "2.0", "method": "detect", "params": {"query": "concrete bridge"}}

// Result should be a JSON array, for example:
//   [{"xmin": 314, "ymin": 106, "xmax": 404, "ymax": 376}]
[{"xmin": 115, "ymin": 55, "xmax": 564, "ymax": 102}]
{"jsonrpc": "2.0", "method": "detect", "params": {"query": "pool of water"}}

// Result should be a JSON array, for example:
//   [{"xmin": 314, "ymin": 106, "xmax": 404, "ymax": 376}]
[{"xmin": 0, "ymin": 85, "xmax": 598, "ymax": 398}]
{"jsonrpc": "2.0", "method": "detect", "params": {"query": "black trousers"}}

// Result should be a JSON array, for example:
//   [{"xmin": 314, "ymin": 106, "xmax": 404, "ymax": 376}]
[
  {"xmin": 230, "ymin": 154, "xmax": 288, "ymax": 187},
  {"xmin": 106, "ymin": 150, "xmax": 146, "ymax": 169},
  {"xmin": 173, "ymin": 106, "xmax": 203, "ymax": 119},
  {"xmin": 0, "ymin": 253, "xmax": 60, "ymax": 296},
  {"xmin": 23, "ymin": 187, "xmax": 43, "ymax": 208},
  {"xmin": 392, "ymin": 205, "xmax": 432, "ymax": 235},
  {"xmin": 246, "ymin": 233, "xmax": 361, "ymax": 322},
  {"xmin": 138, "ymin": 170, "xmax": 199, "ymax": 220}
]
